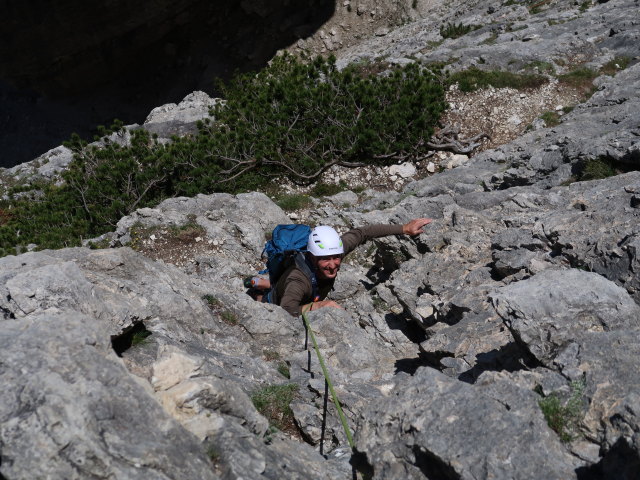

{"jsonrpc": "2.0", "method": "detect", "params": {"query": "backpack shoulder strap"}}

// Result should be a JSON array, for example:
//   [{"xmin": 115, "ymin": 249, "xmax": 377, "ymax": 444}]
[{"xmin": 294, "ymin": 252, "xmax": 319, "ymax": 302}]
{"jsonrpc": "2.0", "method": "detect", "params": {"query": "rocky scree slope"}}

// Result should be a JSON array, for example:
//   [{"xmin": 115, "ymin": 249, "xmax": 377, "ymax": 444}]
[{"xmin": 2, "ymin": 2, "xmax": 640, "ymax": 480}]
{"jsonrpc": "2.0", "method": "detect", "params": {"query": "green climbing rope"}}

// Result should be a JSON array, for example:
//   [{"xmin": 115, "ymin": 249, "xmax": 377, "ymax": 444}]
[{"xmin": 301, "ymin": 311, "xmax": 355, "ymax": 448}]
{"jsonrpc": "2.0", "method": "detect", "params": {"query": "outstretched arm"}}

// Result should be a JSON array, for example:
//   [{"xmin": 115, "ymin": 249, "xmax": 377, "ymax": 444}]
[
  {"xmin": 341, "ymin": 219, "xmax": 433, "ymax": 255},
  {"xmin": 402, "ymin": 218, "xmax": 432, "ymax": 236}
]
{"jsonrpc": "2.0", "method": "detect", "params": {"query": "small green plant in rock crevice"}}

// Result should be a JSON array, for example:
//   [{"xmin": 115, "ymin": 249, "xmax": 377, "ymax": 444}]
[
  {"xmin": 538, "ymin": 378, "xmax": 586, "ymax": 443},
  {"xmin": 277, "ymin": 362, "xmax": 291, "ymax": 379},
  {"xmin": 220, "ymin": 310, "xmax": 238, "ymax": 326},
  {"xmin": 539, "ymin": 111, "xmax": 562, "ymax": 127},
  {"xmin": 167, "ymin": 220, "xmax": 205, "ymax": 242},
  {"xmin": 372, "ymin": 295, "xmax": 389, "ymax": 313},
  {"xmin": 263, "ymin": 349, "xmax": 281, "ymax": 361},
  {"xmin": 131, "ymin": 329, "xmax": 152, "ymax": 346},
  {"xmin": 203, "ymin": 294, "xmax": 222, "ymax": 309},
  {"xmin": 251, "ymin": 384, "xmax": 299, "ymax": 433}
]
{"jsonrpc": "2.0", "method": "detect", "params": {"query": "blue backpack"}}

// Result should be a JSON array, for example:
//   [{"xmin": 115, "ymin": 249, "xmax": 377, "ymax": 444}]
[{"xmin": 259, "ymin": 224, "xmax": 318, "ymax": 302}]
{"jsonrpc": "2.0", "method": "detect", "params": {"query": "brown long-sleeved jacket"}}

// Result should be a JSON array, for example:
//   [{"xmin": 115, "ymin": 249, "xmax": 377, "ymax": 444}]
[{"xmin": 273, "ymin": 224, "xmax": 404, "ymax": 316}]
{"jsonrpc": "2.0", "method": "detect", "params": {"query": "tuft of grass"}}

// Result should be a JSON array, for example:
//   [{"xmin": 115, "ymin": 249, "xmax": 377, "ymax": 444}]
[
  {"xmin": 600, "ymin": 56, "xmax": 631, "ymax": 76},
  {"xmin": 203, "ymin": 294, "xmax": 222, "ymax": 308},
  {"xmin": 276, "ymin": 193, "xmax": 312, "ymax": 212},
  {"xmin": 251, "ymin": 384, "xmax": 299, "ymax": 432},
  {"xmin": 448, "ymin": 67, "xmax": 547, "ymax": 93},
  {"xmin": 206, "ymin": 444, "xmax": 221, "ymax": 470},
  {"xmin": 220, "ymin": 310, "xmax": 238, "ymax": 325},
  {"xmin": 578, "ymin": 1, "xmax": 592, "ymax": 12},
  {"xmin": 538, "ymin": 379, "xmax": 586, "ymax": 443},
  {"xmin": 277, "ymin": 362, "xmax": 291, "ymax": 379},
  {"xmin": 528, "ymin": 0, "xmax": 552, "ymax": 14},
  {"xmin": 263, "ymin": 349, "xmax": 281, "ymax": 361},
  {"xmin": 310, "ymin": 181, "xmax": 347, "ymax": 197},
  {"xmin": 425, "ymin": 39, "xmax": 445, "ymax": 50},
  {"xmin": 557, "ymin": 67, "xmax": 598, "ymax": 97},
  {"xmin": 440, "ymin": 22, "xmax": 480, "ymax": 40},
  {"xmin": 539, "ymin": 111, "xmax": 562, "ymax": 127},
  {"xmin": 372, "ymin": 295, "xmax": 389, "ymax": 312}
]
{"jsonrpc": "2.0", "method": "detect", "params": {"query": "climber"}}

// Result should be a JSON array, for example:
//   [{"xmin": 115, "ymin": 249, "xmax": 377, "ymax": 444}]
[{"xmin": 259, "ymin": 218, "xmax": 432, "ymax": 316}]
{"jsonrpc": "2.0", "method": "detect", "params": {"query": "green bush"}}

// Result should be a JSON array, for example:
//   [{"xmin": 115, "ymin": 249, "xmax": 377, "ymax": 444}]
[
  {"xmin": 210, "ymin": 54, "xmax": 446, "ymax": 183},
  {"xmin": 0, "ymin": 55, "xmax": 446, "ymax": 256}
]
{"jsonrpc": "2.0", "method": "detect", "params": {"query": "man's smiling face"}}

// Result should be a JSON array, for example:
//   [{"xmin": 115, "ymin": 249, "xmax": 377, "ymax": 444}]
[{"xmin": 313, "ymin": 254, "xmax": 343, "ymax": 280}]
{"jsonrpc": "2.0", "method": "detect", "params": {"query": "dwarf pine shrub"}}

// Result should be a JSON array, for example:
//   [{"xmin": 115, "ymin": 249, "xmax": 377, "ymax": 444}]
[{"xmin": 0, "ymin": 55, "xmax": 446, "ymax": 256}]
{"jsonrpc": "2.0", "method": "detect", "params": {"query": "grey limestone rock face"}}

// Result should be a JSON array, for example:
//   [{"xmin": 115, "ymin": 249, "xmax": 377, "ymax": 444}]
[
  {"xmin": 353, "ymin": 367, "xmax": 580, "ymax": 480},
  {"xmin": 491, "ymin": 269, "xmax": 640, "ymax": 469},
  {"xmin": 0, "ymin": 311, "xmax": 218, "ymax": 480},
  {"xmin": 491, "ymin": 268, "xmax": 640, "ymax": 366}
]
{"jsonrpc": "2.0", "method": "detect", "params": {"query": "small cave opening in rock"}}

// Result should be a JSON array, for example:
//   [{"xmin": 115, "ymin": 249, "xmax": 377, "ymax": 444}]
[
  {"xmin": 1, "ymin": 0, "xmax": 335, "ymax": 168},
  {"xmin": 111, "ymin": 322, "xmax": 153, "ymax": 357}
]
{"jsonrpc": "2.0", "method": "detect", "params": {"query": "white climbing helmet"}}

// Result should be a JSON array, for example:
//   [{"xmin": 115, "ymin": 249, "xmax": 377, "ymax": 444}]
[{"xmin": 307, "ymin": 226, "xmax": 344, "ymax": 257}]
